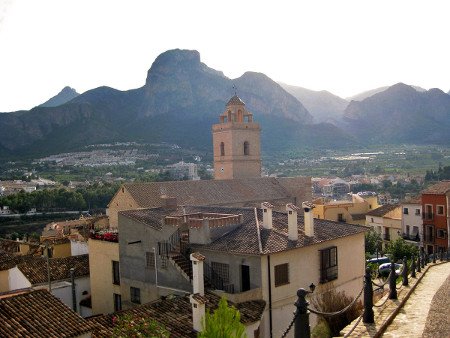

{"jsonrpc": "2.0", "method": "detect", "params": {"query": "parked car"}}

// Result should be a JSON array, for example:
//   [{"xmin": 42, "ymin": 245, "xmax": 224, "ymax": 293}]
[
  {"xmin": 366, "ymin": 256, "xmax": 390, "ymax": 265},
  {"xmin": 378, "ymin": 263, "xmax": 402, "ymax": 277}
]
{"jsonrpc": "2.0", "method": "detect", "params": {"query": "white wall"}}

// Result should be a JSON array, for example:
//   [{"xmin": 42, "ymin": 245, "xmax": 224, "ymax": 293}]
[
  {"xmin": 71, "ymin": 240, "xmax": 89, "ymax": 256},
  {"xmin": 8, "ymin": 267, "xmax": 32, "ymax": 290},
  {"xmin": 35, "ymin": 276, "xmax": 91, "ymax": 317}
]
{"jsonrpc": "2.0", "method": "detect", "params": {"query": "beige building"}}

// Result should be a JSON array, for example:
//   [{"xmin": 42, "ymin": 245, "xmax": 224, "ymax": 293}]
[
  {"xmin": 212, "ymin": 95, "xmax": 261, "ymax": 180},
  {"xmin": 313, "ymin": 192, "xmax": 379, "ymax": 225},
  {"xmin": 88, "ymin": 236, "xmax": 121, "ymax": 315},
  {"xmin": 366, "ymin": 204, "xmax": 402, "ymax": 249}
]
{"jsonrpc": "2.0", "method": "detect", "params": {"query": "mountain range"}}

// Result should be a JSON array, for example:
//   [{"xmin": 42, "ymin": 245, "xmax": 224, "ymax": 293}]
[{"xmin": 0, "ymin": 49, "xmax": 449, "ymax": 159}]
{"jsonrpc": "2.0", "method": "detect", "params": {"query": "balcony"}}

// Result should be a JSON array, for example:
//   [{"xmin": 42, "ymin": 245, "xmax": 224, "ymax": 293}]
[
  {"xmin": 422, "ymin": 213, "xmax": 433, "ymax": 220},
  {"xmin": 383, "ymin": 233, "xmax": 390, "ymax": 241}
]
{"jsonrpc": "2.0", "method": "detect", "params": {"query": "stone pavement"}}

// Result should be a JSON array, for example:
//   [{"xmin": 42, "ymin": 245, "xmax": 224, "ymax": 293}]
[{"xmin": 340, "ymin": 261, "xmax": 450, "ymax": 337}]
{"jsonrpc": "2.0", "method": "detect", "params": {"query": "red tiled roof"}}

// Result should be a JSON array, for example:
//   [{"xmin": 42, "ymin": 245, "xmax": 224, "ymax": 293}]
[
  {"xmin": 226, "ymin": 95, "xmax": 245, "ymax": 106},
  {"xmin": 116, "ymin": 177, "xmax": 296, "ymax": 209},
  {"xmin": 366, "ymin": 204, "xmax": 400, "ymax": 217},
  {"xmin": 421, "ymin": 181, "xmax": 450, "ymax": 195},
  {"xmin": 87, "ymin": 292, "xmax": 265, "ymax": 338},
  {"xmin": 0, "ymin": 289, "xmax": 93, "ymax": 337},
  {"xmin": 2, "ymin": 254, "xmax": 90, "ymax": 285},
  {"xmin": 123, "ymin": 206, "xmax": 367, "ymax": 255}
]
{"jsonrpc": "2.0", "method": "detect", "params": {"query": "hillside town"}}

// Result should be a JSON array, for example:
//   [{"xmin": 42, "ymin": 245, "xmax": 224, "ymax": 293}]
[{"xmin": 0, "ymin": 95, "xmax": 449, "ymax": 337}]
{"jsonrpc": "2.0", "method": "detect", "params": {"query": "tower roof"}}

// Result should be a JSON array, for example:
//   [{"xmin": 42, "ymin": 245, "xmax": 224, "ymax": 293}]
[{"xmin": 226, "ymin": 95, "xmax": 245, "ymax": 106}]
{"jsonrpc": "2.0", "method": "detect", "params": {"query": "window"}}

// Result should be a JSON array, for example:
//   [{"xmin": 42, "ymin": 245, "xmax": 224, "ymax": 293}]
[
  {"xmin": 211, "ymin": 262, "xmax": 230, "ymax": 285},
  {"xmin": 437, "ymin": 205, "xmax": 444, "ymax": 215},
  {"xmin": 403, "ymin": 208, "xmax": 409, "ymax": 215},
  {"xmin": 437, "ymin": 229, "xmax": 447, "ymax": 239},
  {"xmin": 243, "ymin": 141, "xmax": 250, "ymax": 156},
  {"xmin": 425, "ymin": 204, "xmax": 433, "ymax": 220},
  {"xmin": 371, "ymin": 218, "xmax": 374, "ymax": 223},
  {"xmin": 415, "ymin": 209, "xmax": 420, "ymax": 216},
  {"xmin": 112, "ymin": 261, "xmax": 120, "ymax": 285},
  {"xmin": 406, "ymin": 225, "xmax": 410, "ymax": 236},
  {"xmin": 320, "ymin": 247, "xmax": 338, "ymax": 283},
  {"xmin": 146, "ymin": 251, "xmax": 155, "ymax": 269},
  {"xmin": 274, "ymin": 263, "xmax": 289, "ymax": 287},
  {"xmin": 113, "ymin": 293, "xmax": 122, "ymax": 311},
  {"xmin": 337, "ymin": 213, "xmax": 344, "ymax": 222},
  {"xmin": 130, "ymin": 287, "xmax": 141, "ymax": 304},
  {"xmin": 220, "ymin": 142, "xmax": 225, "ymax": 156}
]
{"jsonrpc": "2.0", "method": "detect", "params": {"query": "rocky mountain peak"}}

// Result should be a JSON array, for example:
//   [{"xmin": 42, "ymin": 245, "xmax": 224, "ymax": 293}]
[
  {"xmin": 145, "ymin": 49, "xmax": 202, "ymax": 85},
  {"xmin": 39, "ymin": 86, "xmax": 79, "ymax": 108}
]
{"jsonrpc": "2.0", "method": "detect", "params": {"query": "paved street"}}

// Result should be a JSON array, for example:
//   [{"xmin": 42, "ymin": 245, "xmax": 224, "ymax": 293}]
[
  {"xmin": 383, "ymin": 262, "xmax": 450, "ymax": 338},
  {"xmin": 340, "ymin": 261, "xmax": 450, "ymax": 337}
]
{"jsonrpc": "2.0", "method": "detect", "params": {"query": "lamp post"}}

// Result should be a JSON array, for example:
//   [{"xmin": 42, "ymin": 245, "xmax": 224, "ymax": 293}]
[{"xmin": 40, "ymin": 244, "xmax": 52, "ymax": 292}]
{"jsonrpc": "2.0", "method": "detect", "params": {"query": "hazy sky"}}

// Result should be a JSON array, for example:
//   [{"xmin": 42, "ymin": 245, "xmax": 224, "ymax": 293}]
[{"xmin": 1, "ymin": 0, "xmax": 449, "ymax": 112}]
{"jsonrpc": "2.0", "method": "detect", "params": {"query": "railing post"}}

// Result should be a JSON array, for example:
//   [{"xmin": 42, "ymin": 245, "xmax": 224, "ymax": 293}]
[
  {"xmin": 294, "ymin": 288, "xmax": 311, "ymax": 338},
  {"xmin": 402, "ymin": 256, "xmax": 408, "ymax": 286},
  {"xmin": 389, "ymin": 262, "xmax": 397, "ymax": 299},
  {"xmin": 411, "ymin": 254, "xmax": 416, "ymax": 278},
  {"xmin": 363, "ymin": 268, "xmax": 374, "ymax": 323},
  {"xmin": 416, "ymin": 254, "xmax": 421, "ymax": 273}
]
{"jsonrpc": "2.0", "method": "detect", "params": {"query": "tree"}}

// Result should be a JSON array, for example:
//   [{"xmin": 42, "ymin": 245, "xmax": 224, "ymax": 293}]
[
  {"xmin": 112, "ymin": 314, "xmax": 169, "ymax": 338},
  {"xmin": 198, "ymin": 297, "xmax": 246, "ymax": 338},
  {"xmin": 385, "ymin": 238, "xmax": 419, "ymax": 261},
  {"xmin": 365, "ymin": 228, "xmax": 382, "ymax": 255}
]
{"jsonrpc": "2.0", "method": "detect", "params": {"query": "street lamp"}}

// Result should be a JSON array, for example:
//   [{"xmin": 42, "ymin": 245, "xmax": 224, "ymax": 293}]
[{"xmin": 40, "ymin": 244, "xmax": 52, "ymax": 292}]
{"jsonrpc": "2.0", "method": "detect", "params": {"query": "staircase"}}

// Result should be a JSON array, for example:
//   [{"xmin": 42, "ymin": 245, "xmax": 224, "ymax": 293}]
[
  {"xmin": 159, "ymin": 228, "xmax": 232, "ymax": 292},
  {"xmin": 169, "ymin": 253, "xmax": 192, "ymax": 280}
]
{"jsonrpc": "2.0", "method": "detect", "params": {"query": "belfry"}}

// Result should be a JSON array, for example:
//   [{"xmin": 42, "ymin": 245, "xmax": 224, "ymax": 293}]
[{"xmin": 212, "ymin": 94, "xmax": 261, "ymax": 180}]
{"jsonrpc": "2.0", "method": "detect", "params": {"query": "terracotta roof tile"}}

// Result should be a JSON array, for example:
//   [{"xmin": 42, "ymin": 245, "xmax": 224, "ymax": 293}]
[
  {"xmin": 286, "ymin": 203, "xmax": 302, "ymax": 211},
  {"xmin": 261, "ymin": 202, "xmax": 274, "ymax": 208},
  {"xmin": 10, "ymin": 254, "xmax": 89, "ymax": 285},
  {"xmin": 366, "ymin": 204, "xmax": 400, "ymax": 217},
  {"xmin": 421, "ymin": 181, "xmax": 450, "ymax": 195},
  {"xmin": 226, "ymin": 95, "xmax": 245, "ymax": 106},
  {"xmin": 0, "ymin": 289, "xmax": 93, "ymax": 337},
  {"xmin": 117, "ymin": 177, "xmax": 295, "ymax": 209},
  {"xmin": 87, "ymin": 292, "xmax": 265, "ymax": 338},
  {"xmin": 191, "ymin": 252, "xmax": 205, "ymax": 261},
  {"xmin": 194, "ymin": 208, "xmax": 367, "ymax": 255},
  {"xmin": 130, "ymin": 206, "xmax": 367, "ymax": 255}
]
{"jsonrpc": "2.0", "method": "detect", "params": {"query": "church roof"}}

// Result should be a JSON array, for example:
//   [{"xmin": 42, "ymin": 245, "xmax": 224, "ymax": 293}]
[
  {"xmin": 226, "ymin": 95, "xmax": 245, "ymax": 106},
  {"xmin": 116, "ymin": 177, "xmax": 300, "ymax": 209}
]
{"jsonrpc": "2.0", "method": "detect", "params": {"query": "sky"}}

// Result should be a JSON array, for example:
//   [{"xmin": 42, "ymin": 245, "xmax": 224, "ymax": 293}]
[{"xmin": 0, "ymin": 0, "xmax": 449, "ymax": 112}]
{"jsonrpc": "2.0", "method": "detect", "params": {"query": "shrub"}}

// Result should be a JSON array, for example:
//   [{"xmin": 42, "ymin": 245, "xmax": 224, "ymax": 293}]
[{"xmin": 310, "ymin": 284, "xmax": 362, "ymax": 336}]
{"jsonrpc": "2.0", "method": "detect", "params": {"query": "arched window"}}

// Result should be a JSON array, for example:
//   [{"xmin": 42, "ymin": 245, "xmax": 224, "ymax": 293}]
[
  {"xmin": 220, "ymin": 142, "xmax": 225, "ymax": 156},
  {"xmin": 244, "ymin": 141, "xmax": 249, "ymax": 156}
]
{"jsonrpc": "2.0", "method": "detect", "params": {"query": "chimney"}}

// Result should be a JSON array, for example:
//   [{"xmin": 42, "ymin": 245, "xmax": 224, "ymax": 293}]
[
  {"xmin": 286, "ymin": 203, "xmax": 301, "ymax": 241},
  {"xmin": 190, "ymin": 252, "xmax": 206, "ymax": 332},
  {"xmin": 160, "ymin": 195, "xmax": 177, "ymax": 210},
  {"xmin": 262, "ymin": 202, "xmax": 274, "ymax": 229},
  {"xmin": 302, "ymin": 202, "xmax": 315, "ymax": 237}
]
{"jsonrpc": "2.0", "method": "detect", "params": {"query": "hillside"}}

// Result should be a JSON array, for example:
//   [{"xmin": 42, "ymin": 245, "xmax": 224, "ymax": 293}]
[
  {"xmin": 0, "ymin": 49, "xmax": 354, "ymax": 159},
  {"xmin": 279, "ymin": 83, "xmax": 348, "ymax": 122},
  {"xmin": 342, "ymin": 83, "xmax": 450, "ymax": 144}
]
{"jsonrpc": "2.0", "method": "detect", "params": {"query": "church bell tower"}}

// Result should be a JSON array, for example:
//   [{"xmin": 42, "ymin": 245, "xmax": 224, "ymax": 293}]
[{"xmin": 212, "ymin": 95, "xmax": 261, "ymax": 180}]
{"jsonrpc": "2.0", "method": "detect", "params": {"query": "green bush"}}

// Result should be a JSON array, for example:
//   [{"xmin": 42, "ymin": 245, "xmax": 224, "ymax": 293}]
[{"xmin": 312, "ymin": 320, "xmax": 331, "ymax": 338}]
